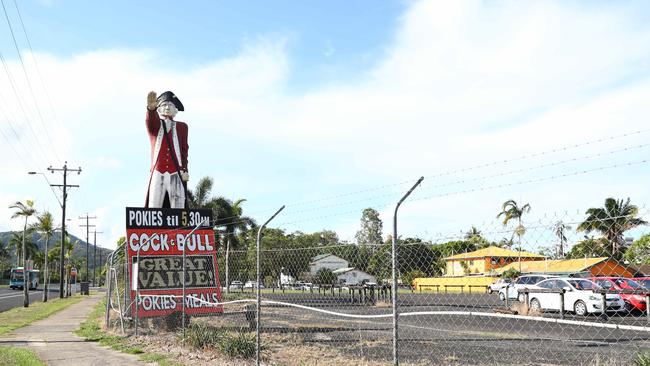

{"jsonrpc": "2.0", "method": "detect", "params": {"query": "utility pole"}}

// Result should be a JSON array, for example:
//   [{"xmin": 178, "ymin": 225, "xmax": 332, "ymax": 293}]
[
  {"xmin": 79, "ymin": 214, "xmax": 96, "ymax": 283},
  {"xmin": 47, "ymin": 162, "xmax": 81, "ymax": 299},
  {"xmin": 91, "ymin": 230, "xmax": 103, "ymax": 286}
]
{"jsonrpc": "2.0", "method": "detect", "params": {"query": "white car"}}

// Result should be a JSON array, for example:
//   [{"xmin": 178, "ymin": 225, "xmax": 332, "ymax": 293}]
[
  {"xmin": 499, "ymin": 274, "xmax": 559, "ymax": 302},
  {"xmin": 488, "ymin": 279, "xmax": 512, "ymax": 294},
  {"xmin": 527, "ymin": 278, "xmax": 625, "ymax": 316},
  {"xmin": 243, "ymin": 281, "xmax": 265, "ymax": 289},
  {"xmin": 228, "ymin": 280, "xmax": 244, "ymax": 290}
]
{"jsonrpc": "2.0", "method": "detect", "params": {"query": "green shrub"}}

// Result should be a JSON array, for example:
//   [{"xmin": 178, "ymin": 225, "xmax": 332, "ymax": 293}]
[
  {"xmin": 218, "ymin": 331, "xmax": 256, "ymax": 359},
  {"xmin": 183, "ymin": 323, "xmax": 256, "ymax": 359},
  {"xmin": 184, "ymin": 322, "xmax": 221, "ymax": 349}
]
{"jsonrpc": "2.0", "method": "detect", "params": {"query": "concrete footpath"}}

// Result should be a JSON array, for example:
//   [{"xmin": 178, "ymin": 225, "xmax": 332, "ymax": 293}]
[{"xmin": 0, "ymin": 294, "xmax": 147, "ymax": 365}]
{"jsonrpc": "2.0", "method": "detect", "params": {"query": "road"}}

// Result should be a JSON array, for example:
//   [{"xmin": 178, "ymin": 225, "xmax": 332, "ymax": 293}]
[{"xmin": 0, "ymin": 286, "xmax": 60, "ymax": 312}]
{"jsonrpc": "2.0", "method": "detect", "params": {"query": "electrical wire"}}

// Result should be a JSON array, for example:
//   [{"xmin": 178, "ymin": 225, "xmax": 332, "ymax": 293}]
[{"xmin": 0, "ymin": 0, "xmax": 61, "ymax": 163}]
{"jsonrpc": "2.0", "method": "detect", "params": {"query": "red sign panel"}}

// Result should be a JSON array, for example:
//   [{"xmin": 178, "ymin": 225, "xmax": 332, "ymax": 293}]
[{"xmin": 126, "ymin": 207, "xmax": 222, "ymax": 317}]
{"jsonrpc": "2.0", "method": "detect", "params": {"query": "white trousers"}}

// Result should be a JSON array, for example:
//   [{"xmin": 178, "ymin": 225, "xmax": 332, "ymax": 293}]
[{"xmin": 148, "ymin": 171, "xmax": 185, "ymax": 208}]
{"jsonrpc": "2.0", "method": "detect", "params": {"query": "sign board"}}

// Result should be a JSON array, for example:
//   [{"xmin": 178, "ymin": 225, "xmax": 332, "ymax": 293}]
[{"xmin": 126, "ymin": 207, "xmax": 222, "ymax": 317}]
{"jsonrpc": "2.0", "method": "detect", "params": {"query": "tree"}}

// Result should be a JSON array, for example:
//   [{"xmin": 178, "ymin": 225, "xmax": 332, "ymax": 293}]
[
  {"xmin": 354, "ymin": 208, "xmax": 383, "ymax": 272},
  {"xmin": 401, "ymin": 269, "xmax": 426, "ymax": 288},
  {"xmin": 624, "ymin": 234, "xmax": 650, "ymax": 265},
  {"xmin": 33, "ymin": 211, "xmax": 55, "ymax": 302},
  {"xmin": 314, "ymin": 268, "xmax": 337, "ymax": 285},
  {"xmin": 566, "ymin": 237, "xmax": 610, "ymax": 259},
  {"xmin": 577, "ymin": 198, "xmax": 647, "ymax": 258},
  {"xmin": 497, "ymin": 199, "xmax": 530, "ymax": 271},
  {"xmin": 553, "ymin": 221, "xmax": 571, "ymax": 258},
  {"xmin": 355, "ymin": 208, "xmax": 383, "ymax": 245},
  {"xmin": 188, "ymin": 177, "xmax": 256, "ymax": 293},
  {"xmin": 10, "ymin": 200, "xmax": 37, "ymax": 308},
  {"xmin": 0, "ymin": 240, "xmax": 10, "ymax": 270},
  {"xmin": 501, "ymin": 268, "xmax": 521, "ymax": 279}
]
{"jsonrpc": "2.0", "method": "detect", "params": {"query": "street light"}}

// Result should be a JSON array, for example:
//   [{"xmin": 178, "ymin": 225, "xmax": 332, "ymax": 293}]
[{"xmin": 27, "ymin": 172, "xmax": 62, "ymax": 207}]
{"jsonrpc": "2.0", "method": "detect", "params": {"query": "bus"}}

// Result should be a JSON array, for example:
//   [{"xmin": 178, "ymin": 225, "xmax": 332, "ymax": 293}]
[{"xmin": 9, "ymin": 267, "xmax": 39, "ymax": 290}]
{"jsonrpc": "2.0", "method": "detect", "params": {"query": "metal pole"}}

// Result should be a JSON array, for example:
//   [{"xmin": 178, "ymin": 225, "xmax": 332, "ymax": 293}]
[
  {"xmin": 181, "ymin": 218, "xmax": 209, "ymax": 343},
  {"xmin": 392, "ymin": 177, "xmax": 423, "ymax": 366},
  {"xmin": 135, "ymin": 245, "xmax": 140, "ymax": 336},
  {"xmin": 105, "ymin": 251, "xmax": 114, "ymax": 328},
  {"xmin": 256, "ymin": 205, "xmax": 285, "ymax": 366},
  {"xmin": 59, "ymin": 164, "xmax": 67, "ymax": 298}
]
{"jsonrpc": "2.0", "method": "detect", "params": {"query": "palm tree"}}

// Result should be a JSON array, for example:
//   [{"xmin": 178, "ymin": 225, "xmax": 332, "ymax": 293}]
[
  {"xmin": 577, "ymin": 198, "xmax": 647, "ymax": 258},
  {"xmin": 188, "ymin": 177, "xmax": 256, "ymax": 293},
  {"xmin": 464, "ymin": 226, "xmax": 482, "ymax": 241},
  {"xmin": 553, "ymin": 221, "xmax": 571, "ymax": 258},
  {"xmin": 218, "ymin": 198, "xmax": 256, "ymax": 294},
  {"xmin": 10, "ymin": 200, "xmax": 37, "ymax": 307},
  {"xmin": 33, "ymin": 212, "xmax": 55, "ymax": 302},
  {"xmin": 497, "ymin": 199, "xmax": 531, "ymax": 271}
]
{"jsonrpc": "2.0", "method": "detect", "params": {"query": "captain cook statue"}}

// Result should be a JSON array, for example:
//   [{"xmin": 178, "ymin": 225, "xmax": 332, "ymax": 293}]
[{"xmin": 144, "ymin": 90, "xmax": 189, "ymax": 209}]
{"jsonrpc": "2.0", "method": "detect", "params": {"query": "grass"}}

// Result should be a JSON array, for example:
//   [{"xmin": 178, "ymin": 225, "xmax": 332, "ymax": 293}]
[
  {"xmin": 0, "ymin": 346, "xmax": 46, "ymax": 366},
  {"xmin": 0, "ymin": 294, "xmax": 84, "ymax": 336},
  {"xmin": 635, "ymin": 351, "xmax": 650, "ymax": 366},
  {"xmin": 75, "ymin": 299, "xmax": 181, "ymax": 365}
]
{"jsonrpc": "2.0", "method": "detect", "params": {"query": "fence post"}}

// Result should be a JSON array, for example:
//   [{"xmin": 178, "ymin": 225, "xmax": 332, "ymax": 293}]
[
  {"xmin": 559, "ymin": 290, "xmax": 565, "ymax": 320},
  {"xmin": 392, "ymin": 177, "xmax": 424, "ymax": 366},
  {"xmin": 104, "ymin": 252, "xmax": 114, "ymax": 329},
  {"xmin": 505, "ymin": 284, "xmax": 509, "ymax": 308},
  {"xmin": 601, "ymin": 289, "xmax": 607, "ymax": 320},
  {"xmin": 646, "ymin": 293, "xmax": 649, "ymax": 324},
  {"xmin": 256, "ymin": 205, "xmax": 285, "ymax": 366}
]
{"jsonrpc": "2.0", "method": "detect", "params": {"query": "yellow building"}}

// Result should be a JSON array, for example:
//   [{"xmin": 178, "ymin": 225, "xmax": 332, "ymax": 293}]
[{"xmin": 444, "ymin": 246, "xmax": 545, "ymax": 276}]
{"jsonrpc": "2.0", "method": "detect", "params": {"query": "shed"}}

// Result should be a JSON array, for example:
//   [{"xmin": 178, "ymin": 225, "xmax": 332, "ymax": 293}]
[
  {"xmin": 332, "ymin": 267, "xmax": 376, "ymax": 286},
  {"xmin": 494, "ymin": 257, "xmax": 636, "ymax": 278},
  {"xmin": 309, "ymin": 254, "xmax": 349, "ymax": 276}
]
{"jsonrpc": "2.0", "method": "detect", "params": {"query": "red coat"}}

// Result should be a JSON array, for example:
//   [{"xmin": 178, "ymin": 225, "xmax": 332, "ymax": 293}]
[{"xmin": 146, "ymin": 109, "xmax": 188, "ymax": 173}]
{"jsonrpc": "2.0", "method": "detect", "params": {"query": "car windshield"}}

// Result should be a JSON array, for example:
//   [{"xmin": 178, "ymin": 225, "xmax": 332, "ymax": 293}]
[
  {"xmin": 567, "ymin": 279, "xmax": 600, "ymax": 291},
  {"xmin": 614, "ymin": 278, "xmax": 641, "ymax": 289},
  {"xmin": 641, "ymin": 280, "xmax": 650, "ymax": 288}
]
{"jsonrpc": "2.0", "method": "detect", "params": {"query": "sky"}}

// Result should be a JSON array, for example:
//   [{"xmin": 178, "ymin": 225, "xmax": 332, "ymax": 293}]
[{"xmin": 2, "ymin": 0, "xmax": 650, "ymax": 253}]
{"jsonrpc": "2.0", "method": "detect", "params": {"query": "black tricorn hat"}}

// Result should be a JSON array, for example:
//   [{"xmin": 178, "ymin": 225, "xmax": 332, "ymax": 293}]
[{"xmin": 156, "ymin": 91, "xmax": 184, "ymax": 111}]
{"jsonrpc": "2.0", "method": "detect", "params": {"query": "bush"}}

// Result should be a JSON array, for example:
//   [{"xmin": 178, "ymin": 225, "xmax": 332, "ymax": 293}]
[
  {"xmin": 184, "ymin": 322, "xmax": 221, "ymax": 349},
  {"xmin": 501, "ymin": 268, "xmax": 521, "ymax": 279},
  {"xmin": 218, "ymin": 331, "xmax": 256, "ymax": 359},
  {"xmin": 183, "ymin": 323, "xmax": 256, "ymax": 359},
  {"xmin": 314, "ymin": 268, "xmax": 337, "ymax": 285},
  {"xmin": 401, "ymin": 270, "xmax": 426, "ymax": 287}
]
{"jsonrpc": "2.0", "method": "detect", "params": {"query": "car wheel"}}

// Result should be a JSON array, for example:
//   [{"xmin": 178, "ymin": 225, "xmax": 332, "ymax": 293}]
[
  {"xmin": 574, "ymin": 300, "xmax": 588, "ymax": 316},
  {"xmin": 530, "ymin": 298, "xmax": 541, "ymax": 312},
  {"xmin": 499, "ymin": 292, "xmax": 505, "ymax": 301}
]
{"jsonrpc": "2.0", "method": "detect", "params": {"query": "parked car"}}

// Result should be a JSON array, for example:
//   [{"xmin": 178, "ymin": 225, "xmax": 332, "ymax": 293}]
[
  {"xmin": 499, "ymin": 274, "xmax": 559, "ymax": 302},
  {"xmin": 243, "ymin": 281, "xmax": 265, "ymax": 289},
  {"xmin": 591, "ymin": 277, "xmax": 647, "ymax": 312},
  {"xmin": 636, "ymin": 277, "xmax": 650, "ymax": 290},
  {"xmin": 488, "ymin": 278, "xmax": 512, "ymax": 294},
  {"xmin": 527, "ymin": 278, "xmax": 625, "ymax": 316},
  {"xmin": 228, "ymin": 280, "xmax": 244, "ymax": 290}
]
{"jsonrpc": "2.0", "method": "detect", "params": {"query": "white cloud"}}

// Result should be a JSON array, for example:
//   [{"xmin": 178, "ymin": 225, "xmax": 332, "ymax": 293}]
[{"xmin": 2, "ymin": 1, "xmax": 650, "ymax": 248}]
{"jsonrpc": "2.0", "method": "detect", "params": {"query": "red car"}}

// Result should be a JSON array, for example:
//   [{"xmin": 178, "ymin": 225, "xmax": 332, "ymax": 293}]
[{"xmin": 591, "ymin": 277, "xmax": 647, "ymax": 312}]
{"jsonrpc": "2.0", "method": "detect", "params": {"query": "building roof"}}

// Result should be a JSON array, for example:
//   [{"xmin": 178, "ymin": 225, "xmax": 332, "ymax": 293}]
[
  {"xmin": 311, "ymin": 253, "xmax": 332, "ymax": 262},
  {"xmin": 494, "ymin": 257, "xmax": 609, "ymax": 274},
  {"xmin": 631, "ymin": 264, "xmax": 650, "ymax": 276},
  {"xmin": 444, "ymin": 246, "xmax": 545, "ymax": 260},
  {"xmin": 332, "ymin": 267, "xmax": 355, "ymax": 274}
]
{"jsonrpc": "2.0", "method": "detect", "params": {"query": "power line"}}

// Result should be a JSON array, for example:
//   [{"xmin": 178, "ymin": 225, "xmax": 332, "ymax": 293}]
[
  {"xmin": 11, "ymin": 0, "xmax": 64, "ymax": 133},
  {"xmin": 0, "ymin": 51, "xmax": 50, "ymax": 165},
  {"xmin": 0, "ymin": 0, "xmax": 61, "ymax": 163}
]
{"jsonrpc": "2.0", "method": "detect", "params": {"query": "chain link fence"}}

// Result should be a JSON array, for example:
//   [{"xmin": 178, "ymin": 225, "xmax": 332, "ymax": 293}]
[{"xmin": 105, "ymin": 204, "xmax": 650, "ymax": 365}]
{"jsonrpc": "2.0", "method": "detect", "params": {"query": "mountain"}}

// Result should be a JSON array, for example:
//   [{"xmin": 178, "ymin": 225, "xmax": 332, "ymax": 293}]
[{"xmin": 0, "ymin": 230, "xmax": 113, "ymax": 271}]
